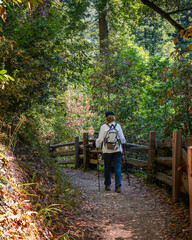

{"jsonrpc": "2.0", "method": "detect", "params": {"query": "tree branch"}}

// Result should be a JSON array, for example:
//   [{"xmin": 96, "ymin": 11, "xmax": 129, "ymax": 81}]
[
  {"xmin": 140, "ymin": 0, "xmax": 184, "ymax": 31},
  {"xmin": 167, "ymin": 7, "xmax": 192, "ymax": 15}
]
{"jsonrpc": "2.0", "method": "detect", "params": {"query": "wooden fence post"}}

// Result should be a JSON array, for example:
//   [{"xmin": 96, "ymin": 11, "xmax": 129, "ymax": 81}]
[
  {"xmin": 188, "ymin": 146, "xmax": 192, "ymax": 239},
  {"xmin": 172, "ymin": 130, "xmax": 182, "ymax": 203},
  {"xmin": 75, "ymin": 136, "xmax": 79, "ymax": 169},
  {"xmin": 147, "ymin": 131, "xmax": 156, "ymax": 182},
  {"xmin": 83, "ymin": 133, "xmax": 88, "ymax": 171},
  {"xmin": 48, "ymin": 143, "xmax": 56, "ymax": 159},
  {"xmin": 48, "ymin": 143, "xmax": 50, "ymax": 153}
]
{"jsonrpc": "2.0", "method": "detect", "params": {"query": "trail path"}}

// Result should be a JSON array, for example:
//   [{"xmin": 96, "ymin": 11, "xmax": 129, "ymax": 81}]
[{"xmin": 62, "ymin": 167, "xmax": 189, "ymax": 240}]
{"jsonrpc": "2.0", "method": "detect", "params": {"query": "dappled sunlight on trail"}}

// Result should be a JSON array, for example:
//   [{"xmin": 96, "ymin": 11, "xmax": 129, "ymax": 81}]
[
  {"xmin": 103, "ymin": 224, "xmax": 133, "ymax": 239},
  {"xmin": 62, "ymin": 168, "xmax": 190, "ymax": 239}
]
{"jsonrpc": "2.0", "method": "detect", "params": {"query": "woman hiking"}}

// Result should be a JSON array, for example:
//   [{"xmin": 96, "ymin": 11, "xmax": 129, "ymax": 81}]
[{"xmin": 95, "ymin": 111, "xmax": 126, "ymax": 193}]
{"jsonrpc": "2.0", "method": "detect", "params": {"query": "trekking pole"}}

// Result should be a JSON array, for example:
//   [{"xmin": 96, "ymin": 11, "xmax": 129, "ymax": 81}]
[
  {"xmin": 97, "ymin": 148, "xmax": 100, "ymax": 191},
  {"xmin": 123, "ymin": 144, "xmax": 130, "ymax": 186}
]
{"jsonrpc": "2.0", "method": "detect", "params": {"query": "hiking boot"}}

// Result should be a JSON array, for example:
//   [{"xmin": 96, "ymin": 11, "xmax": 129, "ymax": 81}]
[
  {"xmin": 105, "ymin": 185, "xmax": 111, "ymax": 191},
  {"xmin": 115, "ymin": 187, "xmax": 121, "ymax": 193}
]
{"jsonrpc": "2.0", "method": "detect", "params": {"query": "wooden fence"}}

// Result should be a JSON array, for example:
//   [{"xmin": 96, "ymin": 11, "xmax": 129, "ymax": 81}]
[
  {"xmin": 49, "ymin": 130, "xmax": 192, "ymax": 238},
  {"xmin": 48, "ymin": 136, "xmax": 81, "ymax": 168}
]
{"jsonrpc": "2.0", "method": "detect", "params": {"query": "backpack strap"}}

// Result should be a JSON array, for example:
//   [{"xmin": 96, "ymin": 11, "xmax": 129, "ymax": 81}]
[
  {"xmin": 113, "ymin": 123, "xmax": 121, "ymax": 144},
  {"xmin": 106, "ymin": 123, "xmax": 117, "ymax": 129}
]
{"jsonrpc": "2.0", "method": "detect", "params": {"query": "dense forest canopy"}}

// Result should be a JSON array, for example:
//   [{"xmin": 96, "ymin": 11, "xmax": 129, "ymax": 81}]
[{"xmin": 0, "ymin": 0, "xmax": 191, "ymax": 150}]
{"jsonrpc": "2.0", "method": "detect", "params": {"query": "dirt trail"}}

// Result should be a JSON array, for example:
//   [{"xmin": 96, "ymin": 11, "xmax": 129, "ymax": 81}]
[{"xmin": 62, "ymin": 167, "xmax": 190, "ymax": 240}]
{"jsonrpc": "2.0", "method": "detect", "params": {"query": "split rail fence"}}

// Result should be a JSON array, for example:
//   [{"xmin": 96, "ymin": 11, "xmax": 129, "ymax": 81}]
[{"xmin": 49, "ymin": 130, "xmax": 192, "ymax": 238}]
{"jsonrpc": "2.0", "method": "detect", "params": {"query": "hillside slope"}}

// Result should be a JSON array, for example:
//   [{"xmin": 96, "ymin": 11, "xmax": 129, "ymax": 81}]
[{"xmin": 0, "ymin": 143, "xmax": 51, "ymax": 239}]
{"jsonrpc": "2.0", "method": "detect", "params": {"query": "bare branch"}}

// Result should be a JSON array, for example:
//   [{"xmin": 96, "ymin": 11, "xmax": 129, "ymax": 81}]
[{"xmin": 167, "ymin": 7, "xmax": 192, "ymax": 15}]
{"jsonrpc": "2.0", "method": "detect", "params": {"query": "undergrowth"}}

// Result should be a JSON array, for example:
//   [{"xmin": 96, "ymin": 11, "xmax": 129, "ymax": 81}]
[
  {"xmin": 0, "ymin": 138, "xmax": 84, "ymax": 239},
  {"xmin": 17, "ymin": 148, "xmax": 82, "ymax": 239},
  {"xmin": 0, "ymin": 143, "xmax": 50, "ymax": 239}
]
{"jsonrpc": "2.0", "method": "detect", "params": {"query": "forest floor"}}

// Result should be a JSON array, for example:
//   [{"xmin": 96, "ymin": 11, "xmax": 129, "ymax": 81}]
[{"xmin": 62, "ymin": 167, "xmax": 190, "ymax": 240}]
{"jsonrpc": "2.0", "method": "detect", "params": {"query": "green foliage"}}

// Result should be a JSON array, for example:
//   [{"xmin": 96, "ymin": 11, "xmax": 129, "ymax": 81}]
[
  {"xmin": 134, "ymin": 169, "xmax": 147, "ymax": 179},
  {"xmin": 1, "ymin": 1, "xmax": 192, "ymax": 239},
  {"xmin": 84, "ymin": 35, "xmax": 170, "ymax": 139},
  {"xmin": 8, "ymin": 114, "xmax": 26, "ymax": 150},
  {"xmin": 83, "ymin": 28, "xmax": 191, "ymax": 140},
  {"xmin": 0, "ymin": 0, "xmax": 92, "ymax": 144},
  {"xmin": 18, "ymin": 85, "xmax": 97, "ymax": 150},
  {"xmin": 0, "ymin": 69, "xmax": 14, "ymax": 87},
  {"xmin": 0, "ymin": 0, "xmax": 191, "ymax": 153},
  {"xmin": 85, "ymin": 35, "xmax": 148, "ymax": 112},
  {"xmin": 38, "ymin": 204, "xmax": 62, "ymax": 226},
  {"xmin": 159, "ymin": 56, "xmax": 192, "ymax": 136},
  {"xmin": 131, "ymin": 16, "xmax": 175, "ymax": 56}
]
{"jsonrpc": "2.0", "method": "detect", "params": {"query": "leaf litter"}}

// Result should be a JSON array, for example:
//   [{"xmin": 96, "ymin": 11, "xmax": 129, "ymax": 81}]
[{"xmin": 0, "ymin": 141, "xmax": 190, "ymax": 239}]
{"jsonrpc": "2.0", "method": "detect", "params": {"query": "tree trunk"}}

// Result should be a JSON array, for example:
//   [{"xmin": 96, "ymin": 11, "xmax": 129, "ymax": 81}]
[{"xmin": 98, "ymin": 0, "xmax": 108, "ymax": 54}]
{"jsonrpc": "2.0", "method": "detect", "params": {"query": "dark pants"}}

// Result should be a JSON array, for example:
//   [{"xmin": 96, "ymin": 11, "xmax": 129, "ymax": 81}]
[{"xmin": 103, "ymin": 152, "xmax": 122, "ymax": 188}]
